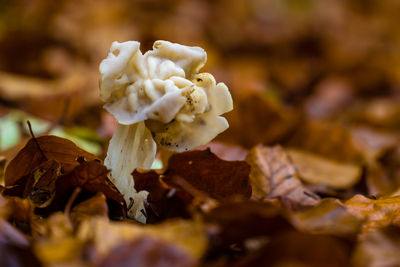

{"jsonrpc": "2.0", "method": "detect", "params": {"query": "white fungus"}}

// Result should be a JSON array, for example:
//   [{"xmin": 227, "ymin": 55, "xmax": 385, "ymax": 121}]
[{"xmin": 99, "ymin": 40, "xmax": 233, "ymax": 223}]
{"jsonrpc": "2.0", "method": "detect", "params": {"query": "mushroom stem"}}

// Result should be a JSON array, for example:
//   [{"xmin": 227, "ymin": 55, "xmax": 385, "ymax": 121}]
[{"xmin": 104, "ymin": 122, "xmax": 156, "ymax": 223}]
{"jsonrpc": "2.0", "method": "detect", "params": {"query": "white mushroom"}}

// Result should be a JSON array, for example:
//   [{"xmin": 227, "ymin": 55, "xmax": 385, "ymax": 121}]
[{"xmin": 99, "ymin": 40, "xmax": 233, "ymax": 223}]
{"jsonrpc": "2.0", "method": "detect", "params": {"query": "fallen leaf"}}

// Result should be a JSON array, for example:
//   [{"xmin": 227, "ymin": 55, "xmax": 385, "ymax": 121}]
[
  {"xmin": 351, "ymin": 98, "xmax": 400, "ymax": 129},
  {"xmin": 46, "ymin": 160, "xmax": 124, "ymax": 216},
  {"xmin": 351, "ymin": 126, "xmax": 398, "ymax": 162},
  {"xmin": 70, "ymin": 192, "xmax": 108, "ymax": 227},
  {"xmin": 3, "ymin": 159, "xmax": 62, "ymax": 209},
  {"xmin": 235, "ymin": 230, "xmax": 353, "ymax": 267},
  {"xmin": 288, "ymin": 120, "xmax": 364, "ymax": 163},
  {"xmin": 0, "ymin": 195, "xmax": 8, "ymax": 219},
  {"xmin": 365, "ymin": 162, "xmax": 396, "ymax": 196},
  {"xmin": 352, "ymin": 226, "xmax": 400, "ymax": 267},
  {"xmin": 32, "ymin": 212, "xmax": 85, "ymax": 265},
  {"xmin": 164, "ymin": 149, "xmax": 251, "ymax": 200},
  {"xmin": 77, "ymin": 217, "xmax": 208, "ymax": 261},
  {"xmin": 3, "ymin": 197, "xmax": 33, "ymax": 234},
  {"xmin": 345, "ymin": 194, "xmax": 400, "ymax": 233},
  {"xmin": 379, "ymin": 145, "xmax": 400, "ymax": 194},
  {"xmin": 246, "ymin": 145, "xmax": 319, "ymax": 205},
  {"xmin": 0, "ymin": 70, "xmax": 99, "ymax": 122},
  {"xmin": 133, "ymin": 170, "xmax": 192, "ymax": 223},
  {"xmin": 99, "ymin": 236, "xmax": 197, "ymax": 267},
  {"xmin": 5, "ymin": 135, "xmax": 98, "ymax": 186},
  {"xmin": 288, "ymin": 148, "xmax": 361, "ymax": 189},
  {"xmin": 204, "ymin": 199, "xmax": 285, "ymax": 250},
  {"xmin": 219, "ymin": 92, "xmax": 298, "ymax": 148},
  {"xmin": 304, "ymin": 77, "xmax": 354, "ymax": 119},
  {"xmin": 284, "ymin": 198, "xmax": 362, "ymax": 236}
]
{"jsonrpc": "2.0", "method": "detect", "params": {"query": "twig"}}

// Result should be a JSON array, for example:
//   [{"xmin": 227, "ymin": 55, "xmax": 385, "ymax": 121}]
[
  {"xmin": 64, "ymin": 187, "xmax": 82, "ymax": 217},
  {"xmin": 27, "ymin": 120, "xmax": 48, "ymax": 161}
]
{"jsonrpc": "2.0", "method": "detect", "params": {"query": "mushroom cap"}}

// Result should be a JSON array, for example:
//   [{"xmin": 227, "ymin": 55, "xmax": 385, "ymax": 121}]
[{"xmin": 99, "ymin": 40, "xmax": 233, "ymax": 152}]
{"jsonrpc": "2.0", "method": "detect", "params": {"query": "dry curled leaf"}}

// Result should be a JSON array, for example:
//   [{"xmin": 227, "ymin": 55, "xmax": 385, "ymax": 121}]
[
  {"xmin": 56, "ymin": 160, "xmax": 123, "ymax": 204},
  {"xmin": 33, "ymin": 212, "xmax": 84, "ymax": 265},
  {"xmin": 70, "ymin": 192, "xmax": 109, "ymax": 227},
  {"xmin": 288, "ymin": 148, "xmax": 361, "ymax": 189},
  {"xmin": 235, "ymin": 230, "xmax": 353, "ymax": 267},
  {"xmin": 365, "ymin": 162, "xmax": 396, "ymax": 196},
  {"xmin": 133, "ymin": 170, "xmax": 192, "ymax": 223},
  {"xmin": 350, "ymin": 126, "xmax": 399, "ymax": 162},
  {"xmin": 288, "ymin": 120, "xmax": 364, "ymax": 163},
  {"xmin": 352, "ymin": 226, "xmax": 400, "ymax": 267},
  {"xmin": 5, "ymin": 135, "xmax": 98, "ymax": 186},
  {"xmin": 99, "ymin": 236, "xmax": 197, "ymax": 267},
  {"xmin": 3, "ymin": 197, "xmax": 33, "ymax": 234},
  {"xmin": 77, "ymin": 217, "xmax": 208, "ymax": 262},
  {"xmin": 284, "ymin": 198, "xmax": 362, "ymax": 236},
  {"xmin": 345, "ymin": 194, "xmax": 400, "ymax": 233},
  {"xmin": 3, "ymin": 159, "xmax": 61, "ymax": 209},
  {"xmin": 46, "ymin": 160, "xmax": 124, "ymax": 218},
  {"xmin": 164, "ymin": 149, "xmax": 251, "ymax": 200},
  {"xmin": 204, "ymin": 199, "xmax": 285, "ymax": 250},
  {"xmin": 246, "ymin": 145, "xmax": 319, "ymax": 205},
  {"xmin": 4, "ymin": 138, "xmax": 124, "ymax": 219},
  {"xmin": 220, "ymin": 91, "xmax": 298, "ymax": 148}
]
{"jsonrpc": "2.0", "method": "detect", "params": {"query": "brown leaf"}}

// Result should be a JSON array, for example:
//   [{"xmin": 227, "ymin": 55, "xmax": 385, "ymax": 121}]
[
  {"xmin": 4, "ymin": 139, "xmax": 123, "ymax": 219},
  {"xmin": 47, "ymin": 160, "xmax": 124, "ymax": 217},
  {"xmin": 99, "ymin": 236, "xmax": 197, "ymax": 267},
  {"xmin": 345, "ymin": 194, "xmax": 400, "ymax": 233},
  {"xmin": 204, "ymin": 200, "xmax": 286, "ymax": 250},
  {"xmin": 235, "ymin": 230, "xmax": 353, "ymax": 267},
  {"xmin": 77, "ymin": 218, "xmax": 208, "ymax": 261},
  {"xmin": 58, "ymin": 160, "xmax": 122, "ymax": 204},
  {"xmin": 351, "ymin": 98, "xmax": 400, "ymax": 129},
  {"xmin": 287, "ymin": 148, "xmax": 361, "ymax": 189},
  {"xmin": 3, "ymin": 197, "xmax": 33, "ymax": 234},
  {"xmin": 133, "ymin": 170, "xmax": 192, "ymax": 223},
  {"xmin": 351, "ymin": 126, "xmax": 398, "ymax": 162},
  {"xmin": 27, "ymin": 160, "xmax": 61, "ymax": 208},
  {"xmin": 70, "ymin": 192, "xmax": 108, "ymax": 227},
  {"xmin": 288, "ymin": 120, "xmax": 364, "ymax": 163},
  {"xmin": 5, "ymin": 135, "xmax": 98, "ymax": 186},
  {"xmin": 32, "ymin": 213, "xmax": 84, "ymax": 265},
  {"xmin": 0, "ymin": 70, "xmax": 99, "ymax": 122},
  {"xmin": 0, "ymin": 195, "xmax": 8, "ymax": 219},
  {"xmin": 304, "ymin": 77, "xmax": 354, "ymax": 119},
  {"xmin": 378, "ymin": 145, "xmax": 400, "ymax": 194},
  {"xmin": 3, "ymin": 159, "xmax": 61, "ymax": 203},
  {"xmin": 365, "ymin": 162, "xmax": 395, "ymax": 196},
  {"xmin": 219, "ymin": 92, "xmax": 298, "ymax": 148},
  {"xmin": 164, "ymin": 149, "xmax": 251, "ymax": 200},
  {"xmin": 352, "ymin": 226, "xmax": 400, "ymax": 267},
  {"xmin": 284, "ymin": 198, "xmax": 362, "ymax": 236},
  {"xmin": 246, "ymin": 145, "xmax": 319, "ymax": 205}
]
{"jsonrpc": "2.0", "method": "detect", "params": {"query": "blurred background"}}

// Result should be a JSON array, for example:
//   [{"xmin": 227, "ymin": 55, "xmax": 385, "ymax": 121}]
[{"xmin": 0, "ymin": 0, "xmax": 399, "ymax": 172}]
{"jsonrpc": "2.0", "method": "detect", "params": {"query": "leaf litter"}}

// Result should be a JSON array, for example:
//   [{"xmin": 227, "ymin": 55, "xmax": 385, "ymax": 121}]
[
  {"xmin": 1, "ymin": 129, "xmax": 400, "ymax": 266},
  {"xmin": 1, "ymin": 1, "xmax": 400, "ymax": 266}
]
